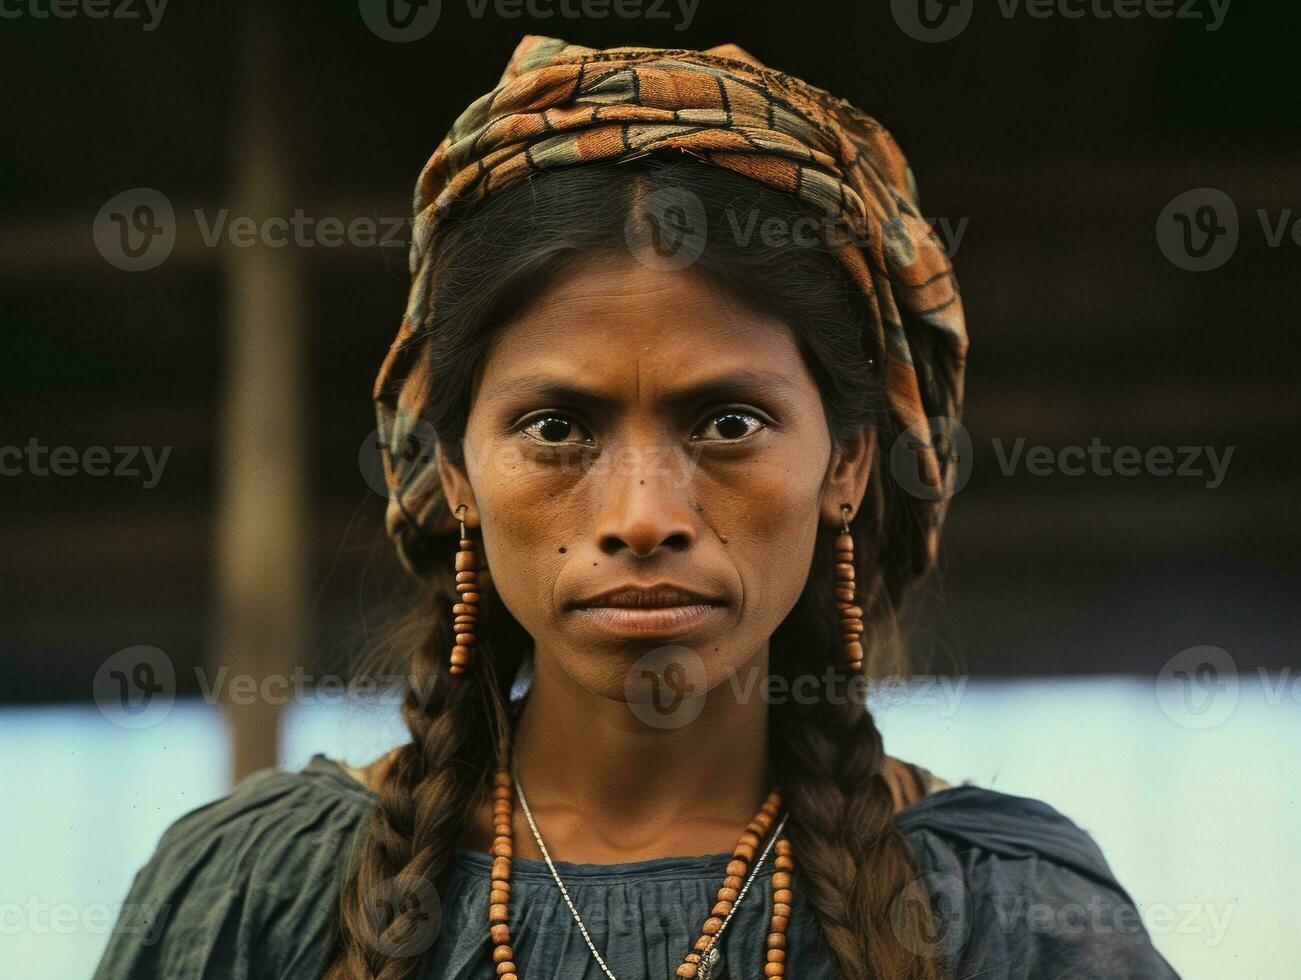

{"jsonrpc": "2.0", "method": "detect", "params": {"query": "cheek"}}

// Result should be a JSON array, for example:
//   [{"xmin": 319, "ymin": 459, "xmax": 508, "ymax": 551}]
[
  {"xmin": 702, "ymin": 463, "xmax": 824, "ymax": 622},
  {"xmin": 471, "ymin": 463, "xmax": 573, "ymax": 630}
]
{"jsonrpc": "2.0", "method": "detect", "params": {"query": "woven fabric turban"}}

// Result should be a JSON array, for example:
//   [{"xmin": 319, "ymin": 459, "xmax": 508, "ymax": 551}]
[{"xmin": 374, "ymin": 34, "xmax": 969, "ymax": 582}]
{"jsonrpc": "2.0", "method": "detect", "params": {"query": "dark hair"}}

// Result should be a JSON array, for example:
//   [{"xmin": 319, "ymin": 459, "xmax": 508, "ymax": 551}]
[{"xmin": 326, "ymin": 154, "xmax": 947, "ymax": 980}]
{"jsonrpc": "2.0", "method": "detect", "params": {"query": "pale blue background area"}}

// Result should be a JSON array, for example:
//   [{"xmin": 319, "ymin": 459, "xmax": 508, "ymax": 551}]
[
  {"xmin": 2, "ymin": 675, "xmax": 1297, "ymax": 979},
  {"xmin": 1, "ymin": 701, "xmax": 231, "ymax": 979}
]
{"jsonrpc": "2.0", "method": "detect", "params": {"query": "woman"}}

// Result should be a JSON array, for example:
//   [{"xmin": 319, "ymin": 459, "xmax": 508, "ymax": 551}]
[{"xmin": 96, "ymin": 35, "xmax": 1180, "ymax": 980}]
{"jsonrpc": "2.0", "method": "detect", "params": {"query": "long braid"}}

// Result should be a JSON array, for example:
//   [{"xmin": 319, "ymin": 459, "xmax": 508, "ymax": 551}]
[
  {"xmin": 776, "ymin": 697, "xmax": 947, "ymax": 980},
  {"xmin": 770, "ymin": 443, "xmax": 948, "ymax": 980},
  {"xmin": 326, "ymin": 550, "xmax": 523, "ymax": 980}
]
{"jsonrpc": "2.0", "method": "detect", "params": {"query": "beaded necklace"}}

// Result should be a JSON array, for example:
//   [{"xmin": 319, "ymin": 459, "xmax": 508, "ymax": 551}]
[{"xmin": 484, "ymin": 746, "xmax": 796, "ymax": 980}]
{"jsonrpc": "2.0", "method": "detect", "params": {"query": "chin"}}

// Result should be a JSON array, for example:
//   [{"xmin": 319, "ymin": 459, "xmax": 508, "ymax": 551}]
[{"xmin": 553, "ymin": 638, "xmax": 739, "ymax": 713}]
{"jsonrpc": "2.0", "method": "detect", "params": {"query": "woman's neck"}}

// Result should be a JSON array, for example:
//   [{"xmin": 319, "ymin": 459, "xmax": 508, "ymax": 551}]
[{"xmin": 499, "ymin": 646, "xmax": 772, "ymax": 864}]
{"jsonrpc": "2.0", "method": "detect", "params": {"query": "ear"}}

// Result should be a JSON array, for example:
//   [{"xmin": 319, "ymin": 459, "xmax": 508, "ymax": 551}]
[
  {"xmin": 819, "ymin": 425, "xmax": 877, "ymax": 527},
  {"xmin": 437, "ymin": 443, "xmax": 479, "ymax": 528}
]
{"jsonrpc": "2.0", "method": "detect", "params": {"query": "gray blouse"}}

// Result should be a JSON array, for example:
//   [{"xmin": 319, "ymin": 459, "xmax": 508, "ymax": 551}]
[{"xmin": 93, "ymin": 754, "xmax": 1180, "ymax": 979}]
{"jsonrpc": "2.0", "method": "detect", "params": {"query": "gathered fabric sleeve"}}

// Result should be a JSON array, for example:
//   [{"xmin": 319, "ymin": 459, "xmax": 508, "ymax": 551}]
[
  {"xmin": 898, "ymin": 786, "xmax": 1182, "ymax": 980},
  {"xmin": 92, "ymin": 763, "xmax": 375, "ymax": 980}
]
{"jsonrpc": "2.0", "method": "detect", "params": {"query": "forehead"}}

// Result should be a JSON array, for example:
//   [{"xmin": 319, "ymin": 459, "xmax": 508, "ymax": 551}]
[{"xmin": 476, "ymin": 251, "xmax": 808, "ymax": 400}]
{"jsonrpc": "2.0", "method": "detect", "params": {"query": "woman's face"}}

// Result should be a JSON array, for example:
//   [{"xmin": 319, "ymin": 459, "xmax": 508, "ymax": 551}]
[{"xmin": 439, "ymin": 249, "xmax": 872, "ymax": 701}]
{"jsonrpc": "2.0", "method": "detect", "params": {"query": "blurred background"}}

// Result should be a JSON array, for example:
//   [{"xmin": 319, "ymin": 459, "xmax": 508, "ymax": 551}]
[{"xmin": 1, "ymin": 1, "xmax": 1297, "ymax": 977}]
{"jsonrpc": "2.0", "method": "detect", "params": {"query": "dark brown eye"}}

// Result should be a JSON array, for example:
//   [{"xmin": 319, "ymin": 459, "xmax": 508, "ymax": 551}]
[
  {"xmin": 520, "ymin": 413, "xmax": 592, "ymax": 445},
  {"xmin": 694, "ymin": 410, "xmax": 766, "ymax": 442}
]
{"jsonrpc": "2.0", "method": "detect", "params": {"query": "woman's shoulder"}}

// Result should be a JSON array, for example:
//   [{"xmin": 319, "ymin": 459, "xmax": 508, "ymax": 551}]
[
  {"xmin": 93, "ymin": 755, "xmax": 376, "ymax": 980},
  {"xmin": 127, "ymin": 753, "xmax": 377, "ymax": 877},
  {"xmin": 893, "ymin": 779, "xmax": 1181, "ymax": 978},
  {"xmin": 896, "ymin": 777, "xmax": 1109, "ymax": 868}
]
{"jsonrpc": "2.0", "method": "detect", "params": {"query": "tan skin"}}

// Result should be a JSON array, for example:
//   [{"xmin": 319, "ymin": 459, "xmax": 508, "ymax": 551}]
[{"xmin": 356, "ymin": 250, "xmax": 926, "ymax": 863}]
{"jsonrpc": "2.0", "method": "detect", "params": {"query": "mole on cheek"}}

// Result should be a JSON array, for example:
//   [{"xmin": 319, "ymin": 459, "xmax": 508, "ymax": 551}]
[{"xmin": 558, "ymin": 547, "xmax": 566, "ymax": 553}]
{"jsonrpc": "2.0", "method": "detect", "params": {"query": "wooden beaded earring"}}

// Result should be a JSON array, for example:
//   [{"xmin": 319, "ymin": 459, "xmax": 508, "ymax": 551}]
[
  {"xmin": 450, "ymin": 503, "xmax": 480, "ymax": 677},
  {"xmin": 834, "ymin": 503, "xmax": 865, "ymax": 673}
]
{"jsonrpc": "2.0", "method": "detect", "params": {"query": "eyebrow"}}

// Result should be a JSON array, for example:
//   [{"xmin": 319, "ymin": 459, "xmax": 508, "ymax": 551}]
[{"xmin": 487, "ymin": 369, "xmax": 798, "ymax": 414}]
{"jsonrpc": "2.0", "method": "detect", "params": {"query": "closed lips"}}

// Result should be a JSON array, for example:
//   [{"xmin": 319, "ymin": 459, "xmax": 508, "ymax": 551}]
[
  {"xmin": 568, "ymin": 585, "xmax": 729, "ymax": 638},
  {"xmin": 573, "ymin": 586, "xmax": 723, "ymax": 608}
]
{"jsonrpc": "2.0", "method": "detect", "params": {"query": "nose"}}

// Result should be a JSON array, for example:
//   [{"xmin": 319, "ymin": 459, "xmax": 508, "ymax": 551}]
[{"xmin": 591, "ymin": 439, "xmax": 698, "ymax": 559}]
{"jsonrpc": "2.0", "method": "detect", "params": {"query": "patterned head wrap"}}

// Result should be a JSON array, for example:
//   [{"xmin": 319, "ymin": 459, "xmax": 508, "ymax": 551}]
[{"xmin": 374, "ymin": 34, "xmax": 968, "ymax": 582}]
